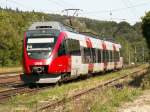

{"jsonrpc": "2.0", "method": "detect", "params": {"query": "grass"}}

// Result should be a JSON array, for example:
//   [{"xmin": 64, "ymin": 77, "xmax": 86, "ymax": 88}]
[
  {"xmin": 0, "ymin": 66, "xmax": 22, "ymax": 74},
  {"xmin": 90, "ymin": 87, "xmax": 140, "ymax": 112},
  {"xmin": 63, "ymin": 87, "xmax": 141, "ymax": 112},
  {"xmin": 0, "ymin": 64, "xmax": 148, "ymax": 111}
]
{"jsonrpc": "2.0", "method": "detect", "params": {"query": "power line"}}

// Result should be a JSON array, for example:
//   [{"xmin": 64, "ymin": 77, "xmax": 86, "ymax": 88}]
[
  {"xmin": 47, "ymin": 0, "xmax": 66, "ymax": 9},
  {"xmin": 60, "ymin": 0, "xmax": 77, "ymax": 8},
  {"xmin": 121, "ymin": 0, "xmax": 138, "ymax": 19},
  {"xmin": 47, "ymin": 0, "xmax": 78, "ymax": 9},
  {"xmin": 80, "ymin": 1, "xmax": 150, "ymax": 15},
  {"xmin": 6, "ymin": 0, "xmax": 32, "ymax": 10}
]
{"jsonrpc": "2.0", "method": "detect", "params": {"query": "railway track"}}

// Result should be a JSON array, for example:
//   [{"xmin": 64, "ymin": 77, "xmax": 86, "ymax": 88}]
[
  {"xmin": 0, "ymin": 65, "xmax": 148, "ymax": 105},
  {"xmin": 0, "ymin": 74, "xmax": 22, "ymax": 87},
  {"xmin": 38, "ymin": 66, "xmax": 149, "ymax": 111},
  {"xmin": 0, "ymin": 83, "xmax": 57, "ymax": 103},
  {"xmin": 0, "ymin": 65, "xmax": 137, "ymax": 86},
  {"xmin": 0, "ymin": 71, "xmax": 21, "ymax": 75}
]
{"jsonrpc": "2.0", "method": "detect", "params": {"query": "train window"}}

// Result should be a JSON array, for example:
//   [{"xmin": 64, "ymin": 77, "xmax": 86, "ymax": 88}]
[
  {"xmin": 102, "ymin": 50, "xmax": 105, "ymax": 62},
  {"xmin": 114, "ymin": 51, "xmax": 120, "ymax": 62},
  {"xmin": 82, "ymin": 47, "xmax": 98, "ymax": 63},
  {"xmin": 82, "ymin": 47, "xmax": 91, "ymax": 63},
  {"xmin": 108, "ymin": 50, "xmax": 110, "ymax": 62},
  {"xmin": 106, "ymin": 50, "xmax": 109, "ymax": 62},
  {"xmin": 112, "ymin": 51, "xmax": 114, "ymax": 62},
  {"xmin": 66, "ymin": 39, "xmax": 80, "ymax": 56},
  {"xmin": 91, "ymin": 48, "xmax": 96, "ymax": 63},
  {"xmin": 95, "ymin": 49, "xmax": 98, "ymax": 63},
  {"xmin": 109, "ymin": 51, "xmax": 113, "ymax": 62},
  {"xmin": 97, "ymin": 49, "xmax": 102, "ymax": 63},
  {"xmin": 58, "ymin": 40, "xmax": 66, "ymax": 56},
  {"xmin": 81, "ymin": 47, "xmax": 85, "ymax": 62},
  {"xmin": 114, "ymin": 51, "xmax": 116, "ymax": 62},
  {"xmin": 117, "ymin": 52, "xmax": 120, "ymax": 61},
  {"xmin": 86, "ymin": 48, "xmax": 92, "ymax": 63},
  {"xmin": 103, "ymin": 50, "xmax": 109, "ymax": 62}
]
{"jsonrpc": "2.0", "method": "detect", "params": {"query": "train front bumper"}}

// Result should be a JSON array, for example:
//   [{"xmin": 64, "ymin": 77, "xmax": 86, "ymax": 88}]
[{"xmin": 20, "ymin": 73, "xmax": 61, "ymax": 84}]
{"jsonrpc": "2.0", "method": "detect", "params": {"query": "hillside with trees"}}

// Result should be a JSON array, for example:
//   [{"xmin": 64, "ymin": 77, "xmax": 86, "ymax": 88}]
[{"xmin": 0, "ymin": 8, "xmax": 148, "ymax": 66}]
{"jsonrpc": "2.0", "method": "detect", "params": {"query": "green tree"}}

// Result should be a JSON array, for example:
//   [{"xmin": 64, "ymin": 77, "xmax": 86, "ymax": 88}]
[{"xmin": 142, "ymin": 11, "xmax": 150, "ymax": 57}]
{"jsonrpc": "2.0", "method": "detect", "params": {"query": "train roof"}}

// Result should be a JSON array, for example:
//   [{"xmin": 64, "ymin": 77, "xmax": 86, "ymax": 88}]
[
  {"xmin": 28, "ymin": 21, "xmax": 76, "ymax": 32},
  {"xmin": 28, "ymin": 21, "xmax": 62, "ymax": 30},
  {"xmin": 28, "ymin": 21, "xmax": 121, "ymax": 48}
]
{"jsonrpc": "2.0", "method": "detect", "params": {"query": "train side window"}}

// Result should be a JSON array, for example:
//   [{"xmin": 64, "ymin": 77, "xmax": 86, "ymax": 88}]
[
  {"xmin": 102, "ymin": 50, "xmax": 105, "ymax": 62},
  {"xmin": 82, "ymin": 47, "xmax": 91, "ymax": 63},
  {"xmin": 98, "ymin": 49, "xmax": 102, "ymax": 63},
  {"xmin": 112, "ymin": 51, "xmax": 114, "ymax": 62},
  {"xmin": 108, "ymin": 50, "xmax": 110, "ymax": 62},
  {"xmin": 117, "ymin": 51, "xmax": 119, "ymax": 61},
  {"xmin": 66, "ymin": 39, "xmax": 80, "ymax": 56},
  {"xmin": 110, "ymin": 50, "xmax": 113, "ymax": 62},
  {"xmin": 106, "ymin": 50, "xmax": 109, "ymax": 62},
  {"xmin": 114, "ymin": 51, "xmax": 119, "ymax": 62},
  {"xmin": 95, "ymin": 49, "xmax": 98, "ymax": 63},
  {"xmin": 81, "ymin": 46, "xmax": 85, "ymax": 62},
  {"xmin": 103, "ymin": 50, "xmax": 109, "ymax": 62},
  {"xmin": 111, "ymin": 51, "xmax": 113, "ymax": 62},
  {"xmin": 82, "ymin": 47, "xmax": 98, "ymax": 63},
  {"xmin": 114, "ymin": 51, "xmax": 116, "ymax": 62},
  {"xmin": 91, "ymin": 48, "xmax": 96, "ymax": 63}
]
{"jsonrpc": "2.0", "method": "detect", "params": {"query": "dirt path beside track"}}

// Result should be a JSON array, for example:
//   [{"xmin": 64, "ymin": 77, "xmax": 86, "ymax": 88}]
[{"xmin": 118, "ymin": 90, "xmax": 150, "ymax": 112}]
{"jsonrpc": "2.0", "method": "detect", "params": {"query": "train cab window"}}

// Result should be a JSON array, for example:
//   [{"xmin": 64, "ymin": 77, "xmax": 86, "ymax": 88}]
[{"xmin": 66, "ymin": 39, "xmax": 80, "ymax": 56}]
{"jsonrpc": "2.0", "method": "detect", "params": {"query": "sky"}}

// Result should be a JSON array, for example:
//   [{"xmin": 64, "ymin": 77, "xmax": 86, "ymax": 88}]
[{"xmin": 0, "ymin": 0, "xmax": 150, "ymax": 25}]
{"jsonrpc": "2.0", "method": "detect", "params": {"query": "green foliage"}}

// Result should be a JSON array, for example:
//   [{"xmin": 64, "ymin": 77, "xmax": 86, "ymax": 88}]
[
  {"xmin": 142, "ymin": 11, "xmax": 150, "ymax": 49},
  {"xmin": 0, "ymin": 8, "xmax": 148, "ymax": 66},
  {"xmin": 142, "ymin": 11, "xmax": 150, "ymax": 59},
  {"xmin": 90, "ymin": 87, "xmax": 141, "ymax": 112}
]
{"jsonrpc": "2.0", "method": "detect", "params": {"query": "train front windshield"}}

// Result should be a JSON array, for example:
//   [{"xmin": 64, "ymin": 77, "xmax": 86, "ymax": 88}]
[{"xmin": 26, "ymin": 29, "xmax": 60, "ymax": 59}]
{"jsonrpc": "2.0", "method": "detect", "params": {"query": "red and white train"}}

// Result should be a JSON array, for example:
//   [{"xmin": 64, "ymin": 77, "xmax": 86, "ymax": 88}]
[{"xmin": 20, "ymin": 21, "xmax": 123, "ymax": 83}]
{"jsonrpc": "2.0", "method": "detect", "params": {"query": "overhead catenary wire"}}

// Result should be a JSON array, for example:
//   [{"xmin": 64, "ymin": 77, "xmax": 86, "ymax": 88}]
[
  {"xmin": 79, "ymin": 1, "xmax": 150, "ymax": 15},
  {"xmin": 46, "ymin": 0, "xmax": 79, "ymax": 13},
  {"xmin": 47, "ymin": 0, "xmax": 66, "ymax": 9},
  {"xmin": 6, "ymin": 0, "xmax": 33, "ymax": 10},
  {"xmin": 121, "ymin": 0, "xmax": 138, "ymax": 20},
  {"xmin": 60, "ymin": 0, "xmax": 78, "ymax": 9}
]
